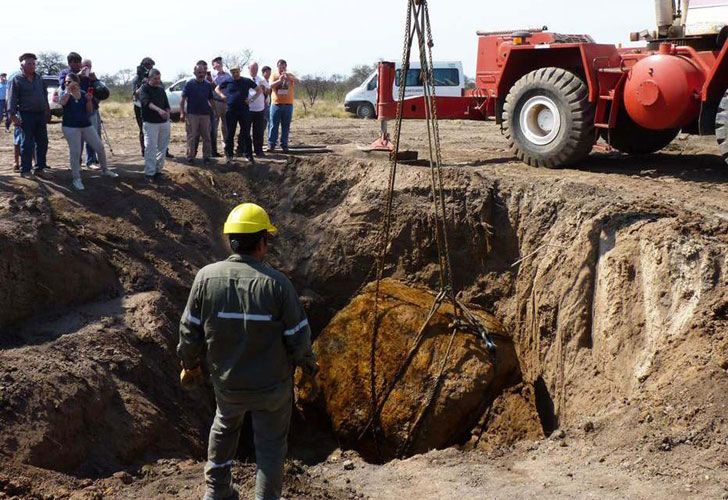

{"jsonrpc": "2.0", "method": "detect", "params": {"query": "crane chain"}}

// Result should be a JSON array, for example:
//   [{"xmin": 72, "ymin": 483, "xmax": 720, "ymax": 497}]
[
  {"xmin": 366, "ymin": 0, "xmax": 415, "ymax": 460},
  {"xmin": 362, "ymin": 0, "xmax": 498, "ymax": 460}
]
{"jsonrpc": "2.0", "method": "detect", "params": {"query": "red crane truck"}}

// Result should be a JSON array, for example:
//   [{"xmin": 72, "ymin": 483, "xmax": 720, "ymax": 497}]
[{"xmin": 375, "ymin": 0, "xmax": 728, "ymax": 168}]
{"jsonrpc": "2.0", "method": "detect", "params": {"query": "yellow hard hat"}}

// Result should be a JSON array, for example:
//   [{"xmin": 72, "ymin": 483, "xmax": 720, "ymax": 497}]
[{"xmin": 223, "ymin": 203, "xmax": 278, "ymax": 235}]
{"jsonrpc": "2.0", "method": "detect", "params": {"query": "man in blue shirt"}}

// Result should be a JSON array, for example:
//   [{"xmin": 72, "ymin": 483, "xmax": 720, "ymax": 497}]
[
  {"xmin": 215, "ymin": 65, "xmax": 260, "ymax": 164},
  {"xmin": 7, "ymin": 53, "xmax": 50, "ymax": 177},
  {"xmin": 180, "ymin": 64, "xmax": 214, "ymax": 164},
  {"xmin": 0, "ymin": 73, "xmax": 8, "ymax": 121}
]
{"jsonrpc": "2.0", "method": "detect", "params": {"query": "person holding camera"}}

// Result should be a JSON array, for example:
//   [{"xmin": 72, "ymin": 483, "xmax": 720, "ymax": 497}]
[
  {"xmin": 268, "ymin": 59, "xmax": 298, "ymax": 153},
  {"xmin": 59, "ymin": 54, "xmax": 110, "ymax": 168},
  {"xmin": 180, "ymin": 64, "xmax": 214, "ymax": 164},
  {"xmin": 140, "ymin": 69, "xmax": 172, "ymax": 182},
  {"xmin": 60, "ymin": 73, "xmax": 117, "ymax": 191},
  {"xmin": 132, "ymin": 57, "xmax": 155, "ymax": 156},
  {"xmin": 247, "ymin": 62, "xmax": 270, "ymax": 158},
  {"xmin": 211, "ymin": 57, "xmax": 231, "ymax": 157}
]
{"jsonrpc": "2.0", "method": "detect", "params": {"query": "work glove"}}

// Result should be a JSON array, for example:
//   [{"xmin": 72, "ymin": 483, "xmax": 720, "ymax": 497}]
[
  {"xmin": 297, "ymin": 355, "xmax": 319, "ymax": 377},
  {"xmin": 180, "ymin": 363, "xmax": 204, "ymax": 391}
]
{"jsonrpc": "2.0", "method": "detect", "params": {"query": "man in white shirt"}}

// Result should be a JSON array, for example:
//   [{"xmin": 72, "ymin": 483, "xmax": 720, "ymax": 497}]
[{"xmin": 248, "ymin": 62, "xmax": 271, "ymax": 157}]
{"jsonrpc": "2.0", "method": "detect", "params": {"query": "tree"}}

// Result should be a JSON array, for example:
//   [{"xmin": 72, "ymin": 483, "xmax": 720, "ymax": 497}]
[
  {"xmin": 36, "ymin": 51, "xmax": 68, "ymax": 76},
  {"xmin": 300, "ymin": 75, "xmax": 331, "ymax": 114},
  {"xmin": 114, "ymin": 69, "xmax": 134, "ymax": 87},
  {"xmin": 215, "ymin": 50, "xmax": 254, "ymax": 71},
  {"xmin": 347, "ymin": 64, "xmax": 375, "ymax": 88}
]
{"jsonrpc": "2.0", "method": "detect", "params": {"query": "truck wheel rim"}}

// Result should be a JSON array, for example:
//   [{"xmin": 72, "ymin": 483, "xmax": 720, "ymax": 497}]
[{"xmin": 520, "ymin": 96, "xmax": 561, "ymax": 146}]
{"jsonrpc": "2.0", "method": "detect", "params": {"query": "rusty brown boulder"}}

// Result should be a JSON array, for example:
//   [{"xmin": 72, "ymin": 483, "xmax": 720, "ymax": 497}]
[{"xmin": 304, "ymin": 279, "xmax": 520, "ymax": 461}]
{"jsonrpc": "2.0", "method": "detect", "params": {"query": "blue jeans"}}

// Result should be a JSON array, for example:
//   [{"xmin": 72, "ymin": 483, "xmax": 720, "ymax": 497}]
[
  {"xmin": 19, "ymin": 111, "xmax": 48, "ymax": 172},
  {"xmin": 268, "ymin": 104, "xmax": 293, "ymax": 149},
  {"xmin": 0, "ymin": 99, "xmax": 6, "ymax": 120}
]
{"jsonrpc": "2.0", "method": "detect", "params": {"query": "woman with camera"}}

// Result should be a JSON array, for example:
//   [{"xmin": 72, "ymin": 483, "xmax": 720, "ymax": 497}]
[{"xmin": 60, "ymin": 73, "xmax": 117, "ymax": 191}]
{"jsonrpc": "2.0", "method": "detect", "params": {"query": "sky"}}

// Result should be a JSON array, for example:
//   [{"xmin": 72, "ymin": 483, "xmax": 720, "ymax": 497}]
[{"xmin": 2, "ymin": 0, "xmax": 656, "ymax": 81}]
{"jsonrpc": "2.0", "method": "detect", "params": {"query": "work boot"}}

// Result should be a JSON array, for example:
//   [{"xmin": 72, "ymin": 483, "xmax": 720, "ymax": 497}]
[{"xmin": 203, "ymin": 484, "xmax": 239, "ymax": 500}]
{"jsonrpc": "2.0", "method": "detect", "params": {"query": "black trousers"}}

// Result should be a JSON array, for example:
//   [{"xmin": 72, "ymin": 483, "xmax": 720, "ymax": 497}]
[
  {"xmin": 249, "ymin": 110, "xmax": 266, "ymax": 155},
  {"xmin": 225, "ymin": 107, "xmax": 252, "ymax": 157},
  {"xmin": 134, "ymin": 105, "xmax": 145, "ymax": 155}
]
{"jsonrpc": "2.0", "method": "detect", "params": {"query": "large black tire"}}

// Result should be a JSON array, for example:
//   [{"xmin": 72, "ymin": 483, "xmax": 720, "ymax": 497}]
[
  {"xmin": 602, "ymin": 112, "xmax": 679, "ymax": 155},
  {"xmin": 357, "ymin": 102, "xmax": 376, "ymax": 119},
  {"xmin": 715, "ymin": 90, "xmax": 728, "ymax": 163},
  {"xmin": 503, "ymin": 67, "xmax": 595, "ymax": 168}
]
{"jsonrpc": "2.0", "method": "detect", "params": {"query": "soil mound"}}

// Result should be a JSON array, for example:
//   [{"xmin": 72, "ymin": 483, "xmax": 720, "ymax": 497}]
[{"xmin": 306, "ymin": 279, "xmax": 520, "ymax": 461}]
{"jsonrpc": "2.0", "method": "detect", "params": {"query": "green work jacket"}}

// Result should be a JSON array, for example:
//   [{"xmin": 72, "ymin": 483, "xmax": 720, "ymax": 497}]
[{"xmin": 177, "ymin": 254, "xmax": 314, "ymax": 394}]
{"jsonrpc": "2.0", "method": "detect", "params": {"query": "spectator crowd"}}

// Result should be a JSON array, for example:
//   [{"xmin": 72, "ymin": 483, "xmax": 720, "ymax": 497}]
[{"xmin": 3, "ymin": 52, "xmax": 298, "ymax": 190}]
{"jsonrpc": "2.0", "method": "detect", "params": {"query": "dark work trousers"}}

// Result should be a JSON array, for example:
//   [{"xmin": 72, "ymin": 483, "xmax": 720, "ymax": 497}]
[
  {"xmin": 249, "ymin": 110, "xmax": 266, "ymax": 155},
  {"xmin": 209, "ymin": 108, "xmax": 218, "ymax": 155},
  {"xmin": 134, "ymin": 105, "xmax": 145, "ymax": 155},
  {"xmin": 225, "ymin": 106, "xmax": 252, "ymax": 158},
  {"xmin": 19, "ymin": 111, "xmax": 48, "ymax": 172}
]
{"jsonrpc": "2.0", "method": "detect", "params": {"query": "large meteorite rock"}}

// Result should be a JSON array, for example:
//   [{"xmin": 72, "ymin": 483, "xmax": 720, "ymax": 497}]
[{"xmin": 308, "ymin": 279, "xmax": 520, "ymax": 461}]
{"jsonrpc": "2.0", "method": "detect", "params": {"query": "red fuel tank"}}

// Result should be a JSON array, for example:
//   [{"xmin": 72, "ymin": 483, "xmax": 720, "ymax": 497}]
[{"xmin": 624, "ymin": 52, "xmax": 704, "ymax": 130}]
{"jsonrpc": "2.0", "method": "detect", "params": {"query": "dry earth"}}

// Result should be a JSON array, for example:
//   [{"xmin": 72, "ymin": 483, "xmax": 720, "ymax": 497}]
[{"xmin": 0, "ymin": 113, "xmax": 727, "ymax": 499}]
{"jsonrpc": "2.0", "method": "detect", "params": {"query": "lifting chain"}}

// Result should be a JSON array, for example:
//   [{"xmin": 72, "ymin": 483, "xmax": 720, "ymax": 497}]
[{"xmin": 363, "ymin": 0, "xmax": 497, "ymax": 460}]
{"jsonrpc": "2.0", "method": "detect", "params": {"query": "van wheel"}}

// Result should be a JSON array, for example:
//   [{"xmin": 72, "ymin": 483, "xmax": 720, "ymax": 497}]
[
  {"xmin": 503, "ymin": 67, "xmax": 595, "ymax": 168},
  {"xmin": 357, "ymin": 103, "xmax": 376, "ymax": 119}
]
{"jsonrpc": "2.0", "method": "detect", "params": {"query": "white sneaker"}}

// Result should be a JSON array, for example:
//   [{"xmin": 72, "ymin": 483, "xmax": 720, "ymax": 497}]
[
  {"xmin": 72, "ymin": 178, "xmax": 85, "ymax": 191},
  {"xmin": 102, "ymin": 170, "xmax": 119, "ymax": 178}
]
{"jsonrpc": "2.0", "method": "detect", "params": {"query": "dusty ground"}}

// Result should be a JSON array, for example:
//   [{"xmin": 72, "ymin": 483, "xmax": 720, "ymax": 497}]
[{"xmin": 0, "ymin": 113, "xmax": 727, "ymax": 499}]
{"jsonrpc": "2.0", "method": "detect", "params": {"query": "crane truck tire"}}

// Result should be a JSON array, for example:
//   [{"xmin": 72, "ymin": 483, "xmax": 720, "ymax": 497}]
[
  {"xmin": 601, "ymin": 112, "xmax": 679, "ymax": 155},
  {"xmin": 715, "ymin": 89, "xmax": 728, "ymax": 164},
  {"xmin": 503, "ymin": 67, "xmax": 595, "ymax": 168}
]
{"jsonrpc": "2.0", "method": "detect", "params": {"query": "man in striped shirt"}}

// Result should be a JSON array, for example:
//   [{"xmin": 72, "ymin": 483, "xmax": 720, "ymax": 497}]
[{"xmin": 178, "ymin": 203, "xmax": 316, "ymax": 500}]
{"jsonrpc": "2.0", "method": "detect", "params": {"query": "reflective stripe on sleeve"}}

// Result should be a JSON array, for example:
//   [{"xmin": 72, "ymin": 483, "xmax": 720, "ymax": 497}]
[
  {"xmin": 217, "ymin": 312, "xmax": 273, "ymax": 321},
  {"xmin": 187, "ymin": 312, "xmax": 202, "ymax": 325},
  {"xmin": 284, "ymin": 319, "xmax": 309, "ymax": 337}
]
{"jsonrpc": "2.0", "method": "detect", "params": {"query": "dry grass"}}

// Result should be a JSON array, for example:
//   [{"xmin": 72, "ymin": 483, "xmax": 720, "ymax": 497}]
[
  {"xmin": 100, "ymin": 102, "xmax": 135, "ymax": 120},
  {"xmin": 295, "ymin": 98, "xmax": 350, "ymax": 120}
]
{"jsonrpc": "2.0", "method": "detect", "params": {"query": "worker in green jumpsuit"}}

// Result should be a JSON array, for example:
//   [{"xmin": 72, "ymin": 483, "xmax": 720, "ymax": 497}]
[{"xmin": 178, "ymin": 203, "xmax": 317, "ymax": 500}]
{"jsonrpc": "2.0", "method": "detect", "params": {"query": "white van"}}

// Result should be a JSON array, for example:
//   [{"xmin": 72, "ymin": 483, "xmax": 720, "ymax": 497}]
[{"xmin": 344, "ymin": 61, "xmax": 465, "ymax": 119}]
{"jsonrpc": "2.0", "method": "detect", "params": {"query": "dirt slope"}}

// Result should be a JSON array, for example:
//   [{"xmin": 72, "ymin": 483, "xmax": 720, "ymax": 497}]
[{"xmin": 0, "ymin": 115, "xmax": 727, "ymax": 499}]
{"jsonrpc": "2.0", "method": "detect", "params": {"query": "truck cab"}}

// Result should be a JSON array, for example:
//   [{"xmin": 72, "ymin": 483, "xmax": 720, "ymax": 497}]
[{"xmin": 345, "ymin": 61, "xmax": 464, "ymax": 119}]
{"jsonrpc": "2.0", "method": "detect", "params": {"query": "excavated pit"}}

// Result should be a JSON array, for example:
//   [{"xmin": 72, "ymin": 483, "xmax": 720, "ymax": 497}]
[{"xmin": 1, "ymin": 151, "xmax": 727, "ymax": 494}]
